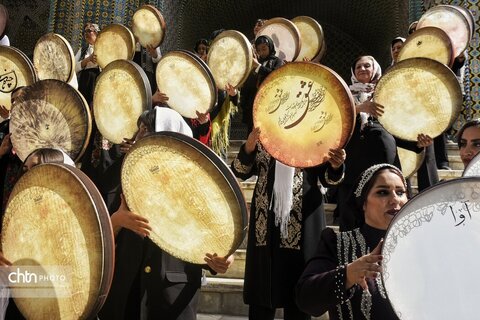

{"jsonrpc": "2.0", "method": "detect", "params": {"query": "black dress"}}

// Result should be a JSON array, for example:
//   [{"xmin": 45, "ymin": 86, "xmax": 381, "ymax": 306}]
[
  {"xmin": 231, "ymin": 143, "xmax": 344, "ymax": 309},
  {"xmin": 296, "ymin": 224, "xmax": 399, "ymax": 320}
]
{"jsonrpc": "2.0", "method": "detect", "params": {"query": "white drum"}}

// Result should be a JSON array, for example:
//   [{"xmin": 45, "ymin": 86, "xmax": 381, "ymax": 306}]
[{"xmin": 382, "ymin": 177, "xmax": 480, "ymax": 319}]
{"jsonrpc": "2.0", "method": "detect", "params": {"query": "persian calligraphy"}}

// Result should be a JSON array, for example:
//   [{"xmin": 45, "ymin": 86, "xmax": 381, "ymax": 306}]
[
  {"xmin": 448, "ymin": 201, "xmax": 472, "ymax": 227},
  {"xmin": 0, "ymin": 70, "xmax": 17, "ymax": 93},
  {"xmin": 267, "ymin": 79, "xmax": 329, "ymax": 130}
]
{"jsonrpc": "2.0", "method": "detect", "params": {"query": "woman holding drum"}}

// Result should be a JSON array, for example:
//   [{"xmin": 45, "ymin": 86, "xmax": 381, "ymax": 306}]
[
  {"xmin": 231, "ymin": 127, "xmax": 346, "ymax": 319},
  {"xmin": 75, "ymin": 22, "xmax": 100, "ymax": 105},
  {"xmin": 296, "ymin": 163, "xmax": 407, "ymax": 319}
]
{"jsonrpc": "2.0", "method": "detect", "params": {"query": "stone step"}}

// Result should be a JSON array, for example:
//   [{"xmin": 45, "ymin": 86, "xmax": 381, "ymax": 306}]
[{"xmin": 198, "ymin": 277, "xmax": 329, "ymax": 319}]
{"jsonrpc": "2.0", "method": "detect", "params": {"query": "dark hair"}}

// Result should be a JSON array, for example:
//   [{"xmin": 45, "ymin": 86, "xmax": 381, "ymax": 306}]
[
  {"xmin": 24, "ymin": 148, "xmax": 65, "ymax": 166},
  {"xmin": 391, "ymin": 37, "xmax": 405, "ymax": 48},
  {"xmin": 194, "ymin": 39, "xmax": 209, "ymax": 53},
  {"xmin": 349, "ymin": 165, "xmax": 405, "ymax": 227},
  {"xmin": 457, "ymin": 119, "xmax": 480, "ymax": 148},
  {"xmin": 137, "ymin": 109, "xmax": 156, "ymax": 133},
  {"xmin": 209, "ymin": 29, "xmax": 225, "ymax": 42},
  {"xmin": 254, "ymin": 35, "xmax": 276, "ymax": 58}
]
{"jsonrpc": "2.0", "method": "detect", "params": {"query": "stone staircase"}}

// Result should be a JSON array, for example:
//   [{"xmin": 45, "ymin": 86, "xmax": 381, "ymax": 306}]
[{"xmin": 198, "ymin": 140, "xmax": 462, "ymax": 318}]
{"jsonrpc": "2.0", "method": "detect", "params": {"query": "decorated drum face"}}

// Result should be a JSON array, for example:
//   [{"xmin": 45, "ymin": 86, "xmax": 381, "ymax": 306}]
[
  {"xmin": 374, "ymin": 58, "xmax": 462, "ymax": 141},
  {"xmin": 417, "ymin": 4, "xmax": 470, "ymax": 58},
  {"xmin": 382, "ymin": 177, "xmax": 480, "ymax": 320},
  {"xmin": 292, "ymin": 16, "xmax": 324, "ymax": 62},
  {"xmin": 207, "ymin": 30, "xmax": 253, "ymax": 89},
  {"xmin": 463, "ymin": 152, "xmax": 480, "ymax": 177},
  {"xmin": 398, "ymin": 26, "xmax": 453, "ymax": 66},
  {"xmin": 9, "ymin": 79, "xmax": 92, "ymax": 162},
  {"xmin": 397, "ymin": 147, "xmax": 425, "ymax": 179},
  {"xmin": 0, "ymin": 46, "xmax": 37, "ymax": 118},
  {"xmin": 33, "ymin": 33, "xmax": 75, "ymax": 83},
  {"xmin": 121, "ymin": 132, "xmax": 248, "ymax": 264},
  {"xmin": 2, "ymin": 164, "xmax": 114, "ymax": 320},
  {"xmin": 253, "ymin": 62, "xmax": 355, "ymax": 168},
  {"xmin": 132, "ymin": 4, "xmax": 166, "ymax": 49},
  {"xmin": 156, "ymin": 50, "xmax": 217, "ymax": 118},
  {"xmin": 93, "ymin": 59, "xmax": 152, "ymax": 144},
  {"xmin": 256, "ymin": 17, "xmax": 301, "ymax": 62},
  {"xmin": 94, "ymin": 24, "xmax": 135, "ymax": 69}
]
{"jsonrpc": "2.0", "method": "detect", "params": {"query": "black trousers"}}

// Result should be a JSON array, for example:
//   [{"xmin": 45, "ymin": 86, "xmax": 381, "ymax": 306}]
[{"xmin": 248, "ymin": 304, "xmax": 310, "ymax": 320}]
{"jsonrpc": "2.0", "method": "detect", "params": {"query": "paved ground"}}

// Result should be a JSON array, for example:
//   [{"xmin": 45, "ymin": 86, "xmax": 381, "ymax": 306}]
[{"xmin": 198, "ymin": 315, "xmax": 251, "ymax": 320}]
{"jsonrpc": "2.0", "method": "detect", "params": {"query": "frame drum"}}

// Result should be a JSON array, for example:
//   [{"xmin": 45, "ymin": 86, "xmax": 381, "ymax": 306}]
[
  {"xmin": 0, "ymin": 4, "xmax": 8, "ymax": 39},
  {"xmin": 132, "ymin": 5, "xmax": 166, "ymax": 49},
  {"xmin": 0, "ymin": 45, "xmax": 37, "ymax": 119},
  {"xmin": 121, "ymin": 132, "xmax": 248, "ymax": 264},
  {"xmin": 33, "ymin": 33, "xmax": 75, "ymax": 82},
  {"xmin": 9, "ymin": 79, "xmax": 92, "ymax": 162},
  {"xmin": 382, "ymin": 177, "xmax": 480, "ymax": 319},
  {"xmin": 94, "ymin": 24, "xmax": 135, "ymax": 69},
  {"xmin": 253, "ymin": 62, "xmax": 355, "ymax": 168},
  {"xmin": 463, "ymin": 152, "xmax": 480, "ymax": 177},
  {"xmin": 207, "ymin": 30, "xmax": 253, "ymax": 89},
  {"xmin": 256, "ymin": 17, "xmax": 301, "ymax": 62},
  {"xmin": 2, "ymin": 163, "xmax": 114, "ymax": 319},
  {"xmin": 397, "ymin": 27, "xmax": 453, "ymax": 67},
  {"xmin": 93, "ymin": 59, "xmax": 152, "ymax": 144},
  {"xmin": 156, "ymin": 50, "xmax": 217, "ymax": 118},
  {"xmin": 397, "ymin": 147, "xmax": 425, "ymax": 179},
  {"xmin": 374, "ymin": 58, "xmax": 462, "ymax": 141},
  {"xmin": 292, "ymin": 16, "xmax": 324, "ymax": 62},
  {"xmin": 417, "ymin": 5, "xmax": 470, "ymax": 58}
]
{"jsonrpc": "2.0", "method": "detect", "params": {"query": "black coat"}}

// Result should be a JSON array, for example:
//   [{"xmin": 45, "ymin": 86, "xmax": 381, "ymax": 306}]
[{"xmin": 231, "ymin": 143, "xmax": 344, "ymax": 308}]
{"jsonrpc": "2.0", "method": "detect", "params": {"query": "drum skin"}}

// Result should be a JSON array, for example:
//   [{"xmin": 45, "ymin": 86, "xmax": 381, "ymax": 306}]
[
  {"xmin": 207, "ymin": 30, "xmax": 253, "ymax": 89},
  {"xmin": 463, "ymin": 152, "xmax": 480, "ymax": 177},
  {"xmin": 398, "ymin": 26, "xmax": 453, "ymax": 67},
  {"xmin": 94, "ymin": 24, "xmax": 135, "ymax": 69},
  {"xmin": 156, "ymin": 50, "xmax": 217, "ymax": 118},
  {"xmin": 0, "ymin": 45, "xmax": 37, "ymax": 117},
  {"xmin": 382, "ymin": 177, "xmax": 480, "ymax": 320},
  {"xmin": 292, "ymin": 16, "xmax": 324, "ymax": 62},
  {"xmin": 417, "ymin": 5, "xmax": 470, "ymax": 58},
  {"xmin": 256, "ymin": 17, "xmax": 301, "ymax": 62},
  {"xmin": 33, "ymin": 33, "xmax": 75, "ymax": 82},
  {"xmin": 2, "ymin": 164, "xmax": 114, "ymax": 320},
  {"xmin": 121, "ymin": 132, "xmax": 248, "ymax": 265},
  {"xmin": 253, "ymin": 62, "xmax": 355, "ymax": 168},
  {"xmin": 132, "ymin": 4, "xmax": 166, "ymax": 49},
  {"xmin": 93, "ymin": 59, "xmax": 152, "ymax": 144},
  {"xmin": 374, "ymin": 58, "xmax": 462, "ymax": 141},
  {"xmin": 9, "ymin": 79, "xmax": 92, "ymax": 162},
  {"xmin": 397, "ymin": 147, "xmax": 425, "ymax": 179}
]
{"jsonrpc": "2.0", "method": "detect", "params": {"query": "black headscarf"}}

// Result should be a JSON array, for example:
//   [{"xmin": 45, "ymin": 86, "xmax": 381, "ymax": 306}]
[{"xmin": 254, "ymin": 35, "xmax": 276, "ymax": 63}]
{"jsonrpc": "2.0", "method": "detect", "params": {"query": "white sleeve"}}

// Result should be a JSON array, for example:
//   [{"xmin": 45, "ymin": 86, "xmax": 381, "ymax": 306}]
[
  {"xmin": 0, "ymin": 35, "xmax": 10, "ymax": 46},
  {"xmin": 74, "ymin": 48, "xmax": 83, "ymax": 73},
  {"xmin": 151, "ymin": 47, "xmax": 162, "ymax": 64}
]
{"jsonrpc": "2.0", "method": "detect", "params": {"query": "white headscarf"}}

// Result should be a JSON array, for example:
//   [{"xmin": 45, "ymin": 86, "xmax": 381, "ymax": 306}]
[
  {"xmin": 58, "ymin": 149, "xmax": 75, "ymax": 166},
  {"xmin": 154, "ymin": 106, "xmax": 193, "ymax": 137},
  {"xmin": 271, "ymin": 160, "xmax": 295, "ymax": 239}
]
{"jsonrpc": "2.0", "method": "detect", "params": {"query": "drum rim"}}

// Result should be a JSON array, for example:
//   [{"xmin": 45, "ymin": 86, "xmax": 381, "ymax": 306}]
[
  {"xmin": 256, "ymin": 17, "xmax": 302, "ymax": 62},
  {"xmin": 132, "ymin": 4, "xmax": 167, "ymax": 48},
  {"xmin": 441, "ymin": 4, "xmax": 475, "ymax": 42},
  {"xmin": 462, "ymin": 151, "xmax": 480, "ymax": 177},
  {"xmin": 397, "ymin": 26, "xmax": 454, "ymax": 67},
  {"xmin": 33, "ymin": 32, "xmax": 75, "ymax": 82},
  {"xmin": 207, "ymin": 29, "xmax": 253, "ymax": 89},
  {"xmin": 155, "ymin": 50, "xmax": 218, "ymax": 118},
  {"xmin": 374, "ymin": 57, "xmax": 463, "ymax": 141},
  {"xmin": 9, "ymin": 78, "xmax": 92, "ymax": 162},
  {"xmin": 417, "ymin": 4, "xmax": 470, "ymax": 58},
  {"xmin": 2, "ymin": 163, "xmax": 115, "ymax": 319},
  {"xmin": 253, "ymin": 61, "xmax": 356, "ymax": 168},
  {"xmin": 121, "ymin": 131, "xmax": 248, "ymax": 264},
  {"xmin": 291, "ymin": 15, "xmax": 324, "ymax": 61},
  {"xmin": 93, "ymin": 59, "xmax": 152, "ymax": 143},
  {"xmin": 94, "ymin": 23, "xmax": 136, "ymax": 69}
]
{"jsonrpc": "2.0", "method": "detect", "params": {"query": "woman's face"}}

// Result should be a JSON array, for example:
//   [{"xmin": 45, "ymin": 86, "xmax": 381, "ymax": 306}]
[
  {"xmin": 460, "ymin": 126, "xmax": 480, "ymax": 167},
  {"xmin": 391, "ymin": 41, "xmax": 403, "ymax": 63},
  {"xmin": 256, "ymin": 43, "xmax": 270, "ymax": 60},
  {"xmin": 84, "ymin": 24, "xmax": 97, "ymax": 45},
  {"xmin": 253, "ymin": 21, "xmax": 264, "ymax": 36},
  {"xmin": 363, "ymin": 170, "xmax": 408, "ymax": 230},
  {"xmin": 354, "ymin": 56, "xmax": 374, "ymax": 84}
]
